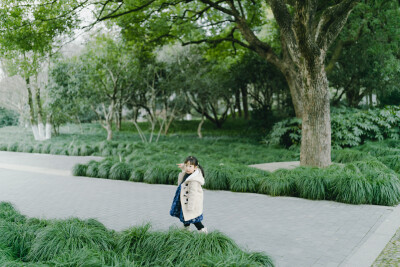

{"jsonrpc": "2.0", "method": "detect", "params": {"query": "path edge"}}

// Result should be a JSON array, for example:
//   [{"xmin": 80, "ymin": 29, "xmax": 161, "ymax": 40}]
[{"xmin": 341, "ymin": 204, "xmax": 400, "ymax": 267}]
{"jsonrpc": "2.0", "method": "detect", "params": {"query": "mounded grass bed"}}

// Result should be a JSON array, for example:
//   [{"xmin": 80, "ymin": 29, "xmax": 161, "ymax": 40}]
[
  {"xmin": 78, "ymin": 155, "xmax": 400, "ymax": 206},
  {"xmin": 0, "ymin": 202, "xmax": 274, "ymax": 266}
]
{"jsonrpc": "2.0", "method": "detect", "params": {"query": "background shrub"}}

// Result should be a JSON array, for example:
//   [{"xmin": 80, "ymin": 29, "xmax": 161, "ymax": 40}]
[{"xmin": 267, "ymin": 106, "xmax": 400, "ymax": 148}]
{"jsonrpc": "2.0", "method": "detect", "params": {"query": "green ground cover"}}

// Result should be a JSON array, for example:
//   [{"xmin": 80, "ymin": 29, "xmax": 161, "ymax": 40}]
[
  {"xmin": 0, "ymin": 202, "xmax": 273, "ymax": 266},
  {"xmin": 1, "ymin": 121, "xmax": 400, "ymax": 206},
  {"xmin": 373, "ymin": 227, "xmax": 400, "ymax": 266}
]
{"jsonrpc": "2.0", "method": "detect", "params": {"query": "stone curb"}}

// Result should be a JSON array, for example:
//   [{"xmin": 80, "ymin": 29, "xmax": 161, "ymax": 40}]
[{"xmin": 341, "ymin": 204, "xmax": 400, "ymax": 267}]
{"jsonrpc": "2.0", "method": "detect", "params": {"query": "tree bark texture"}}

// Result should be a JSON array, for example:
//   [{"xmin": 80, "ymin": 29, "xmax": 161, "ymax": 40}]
[
  {"xmin": 25, "ymin": 77, "xmax": 35, "ymax": 125},
  {"xmin": 267, "ymin": 0, "xmax": 358, "ymax": 167},
  {"xmin": 240, "ymin": 87, "xmax": 249, "ymax": 120},
  {"xmin": 299, "ymin": 58, "xmax": 331, "ymax": 167}
]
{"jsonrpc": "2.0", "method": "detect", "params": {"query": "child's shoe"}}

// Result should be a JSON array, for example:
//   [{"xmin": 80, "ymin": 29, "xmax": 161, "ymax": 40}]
[{"xmin": 199, "ymin": 227, "xmax": 208, "ymax": 234}]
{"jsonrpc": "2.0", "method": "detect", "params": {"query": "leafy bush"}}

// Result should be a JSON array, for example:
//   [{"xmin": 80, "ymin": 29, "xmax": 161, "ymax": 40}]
[
  {"xmin": 0, "ymin": 108, "xmax": 19, "ymax": 127},
  {"xmin": 267, "ymin": 106, "xmax": 400, "ymax": 148}
]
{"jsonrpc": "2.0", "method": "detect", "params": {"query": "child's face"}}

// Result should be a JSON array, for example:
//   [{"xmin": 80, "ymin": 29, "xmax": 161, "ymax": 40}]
[{"xmin": 185, "ymin": 163, "xmax": 197, "ymax": 174}]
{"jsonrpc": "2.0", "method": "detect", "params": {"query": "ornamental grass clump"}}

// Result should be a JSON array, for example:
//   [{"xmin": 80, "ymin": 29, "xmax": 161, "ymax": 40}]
[
  {"xmin": 229, "ymin": 167, "xmax": 267, "ymax": 193},
  {"xmin": 48, "ymin": 247, "xmax": 104, "ymax": 267},
  {"xmin": 0, "ymin": 244, "xmax": 15, "ymax": 263},
  {"xmin": 28, "ymin": 218, "xmax": 114, "ymax": 262},
  {"xmin": 203, "ymin": 165, "xmax": 231, "ymax": 190},
  {"xmin": 86, "ymin": 161, "xmax": 100, "ymax": 178},
  {"xmin": 109, "ymin": 162, "xmax": 133, "ymax": 180},
  {"xmin": 258, "ymin": 169, "xmax": 297, "ymax": 196},
  {"xmin": 332, "ymin": 149, "xmax": 377, "ymax": 163},
  {"xmin": 330, "ymin": 167, "xmax": 373, "ymax": 204},
  {"xmin": 295, "ymin": 167, "xmax": 332, "ymax": 200},
  {"xmin": 143, "ymin": 164, "xmax": 178, "ymax": 185},
  {"xmin": 119, "ymin": 226, "xmax": 273, "ymax": 266},
  {"xmin": 378, "ymin": 155, "xmax": 400, "ymax": 173},
  {"xmin": 130, "ymin": 167, "xmax": 147, "ymax": 182},
  {"xmin": 79, "ymin": 145, "xmax": 93, "ymax": 156},
  {"xmin": 0, "ymin": 202, "xmax": 26, "ymax": 223},
  {"xmin": 72, "ymin": 164, "xmax": 88, "ymax": 177},
  {"xmin": 348, "ymin": 161, "xmax": 400, "ymax": 206},
  {"xmin": 97, "ymin": 160, "xmax": 115, "ymax": 179},
  {"xmin": 7, "ymin": 143, "xmax": 18, "ymax": 152},
  {"xmin": 0, "ymin": 220, "xmax": 37, "ymax": 260},
  {"xmin": 357, "ymin": 144, "xmax": 400, "ymax": 157}
]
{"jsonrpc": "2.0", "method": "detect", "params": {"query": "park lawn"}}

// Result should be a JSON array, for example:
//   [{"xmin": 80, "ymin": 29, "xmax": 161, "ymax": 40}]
[
  {"xmin": 1, "ymin": 123, "xmax": 400, "ymax": 206},
  {"xmin": 0, "ymin": 202, "xmax": 274, "ymax": 266}
]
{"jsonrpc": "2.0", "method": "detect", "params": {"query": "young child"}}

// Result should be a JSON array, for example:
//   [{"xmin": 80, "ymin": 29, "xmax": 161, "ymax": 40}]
[{"xmin": 170, "ymin": 156, "xmax": 207, "ymax": 233}]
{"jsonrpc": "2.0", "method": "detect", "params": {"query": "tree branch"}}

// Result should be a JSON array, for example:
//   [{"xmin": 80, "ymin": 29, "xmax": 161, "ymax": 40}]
[{"xmin": 316, "ymin": 0, "xmax": 360, "ymax": 50}]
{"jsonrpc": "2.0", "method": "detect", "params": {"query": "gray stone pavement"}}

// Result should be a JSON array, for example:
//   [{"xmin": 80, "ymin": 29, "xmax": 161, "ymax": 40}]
[{"xmin": 0, "ymin": 151, "xmax": 399, "ymax": 266}]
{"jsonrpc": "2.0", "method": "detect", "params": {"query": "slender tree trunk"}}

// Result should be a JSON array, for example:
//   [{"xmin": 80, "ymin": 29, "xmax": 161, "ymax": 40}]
[
  {"xmin": 117, "ymin": 103, "xmax": 122, "ymax": 131},
  {"xmin": 26, "ymin": 77, "xmax": 35, "ymax": 125},
  {"xmin": 26, "ymin": 77, "xmax": 40, "ymax": 140},
  {"xmin": 197, "ymin": 114, "xmax": 204, "ymax": 138},
  {"xmin": 35, "ymin": 86, "xmax": 45, "ymax": 140},
  {"xmin": 235, "ymin": 89, "xmax": 241, "ymax": 118},
  {"xmin": 241, "ymin": 87, "xmax": 249, "ymax": 120},
  {"xmin": 45, "ymin": 114, "xmax": 52, "ymax": 140},
  {"xmin": 300, "ymin": 59, "xmax": 331, "ymax": 167},
  {"xmin": 106, "ymin": 123, "xmax": 113, "ymax": 141}
]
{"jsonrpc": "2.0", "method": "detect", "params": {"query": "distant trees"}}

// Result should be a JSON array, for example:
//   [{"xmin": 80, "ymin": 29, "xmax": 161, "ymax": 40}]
[{"xmin": 0, "ymin": 1, "xmax": 79, "ymax": 140}]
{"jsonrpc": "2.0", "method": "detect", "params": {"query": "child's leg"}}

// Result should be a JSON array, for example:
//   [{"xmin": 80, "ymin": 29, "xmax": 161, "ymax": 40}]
[{"xmin": 193, "ymin": 222, "xmax": 204, "ymax": 230}]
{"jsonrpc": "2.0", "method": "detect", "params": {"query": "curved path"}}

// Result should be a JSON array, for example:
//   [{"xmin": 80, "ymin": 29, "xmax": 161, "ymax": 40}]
[{"xmin": 0, "ymin": 151, "xmax": 399, "ymax": 267}]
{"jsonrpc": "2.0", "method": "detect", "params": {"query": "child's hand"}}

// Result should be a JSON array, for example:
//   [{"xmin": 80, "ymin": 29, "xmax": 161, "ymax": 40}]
[{"xmin": 177, "ymin": 163, "xmax": 184, "ymax": 170}]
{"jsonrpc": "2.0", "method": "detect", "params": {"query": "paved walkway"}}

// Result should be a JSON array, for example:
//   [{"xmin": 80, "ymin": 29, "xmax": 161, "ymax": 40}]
[{"xmin": 0, "ymin": 151, "xmax": 399, "ymax": 267}]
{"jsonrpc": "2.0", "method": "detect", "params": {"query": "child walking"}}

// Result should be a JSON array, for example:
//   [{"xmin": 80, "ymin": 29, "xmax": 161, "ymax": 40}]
[{"xmin": 170, "ymin": 156, "xmax": 207, "ymax": 233}]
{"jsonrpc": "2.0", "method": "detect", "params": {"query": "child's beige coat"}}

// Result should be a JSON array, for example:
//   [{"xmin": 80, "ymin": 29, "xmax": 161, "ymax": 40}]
[{"xmin": 178, "ymin": 169, "xmax": 205, "ymax": 221}]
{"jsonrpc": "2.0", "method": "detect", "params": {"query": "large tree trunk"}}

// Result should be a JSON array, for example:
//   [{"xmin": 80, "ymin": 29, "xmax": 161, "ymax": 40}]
[
  {"xmin": 283, "ymin": 68, "xmax": 304, "ymax": 119},
  {"xmin": 106, "ymin": 122, "xmax": 113, "ymax": 141},
  {"xmin": 300, "ymin": 59, "xmax": 331, "ymax": 167}
]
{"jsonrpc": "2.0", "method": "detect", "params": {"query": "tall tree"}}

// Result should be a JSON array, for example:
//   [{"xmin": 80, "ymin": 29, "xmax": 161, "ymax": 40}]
[
  {"xmin": 327, "ymin": 0, "xmax": 400, "ymax": 107},
  {"xmin": 93, "ymin": 0, "xmax": 359, "ymax": 167}
]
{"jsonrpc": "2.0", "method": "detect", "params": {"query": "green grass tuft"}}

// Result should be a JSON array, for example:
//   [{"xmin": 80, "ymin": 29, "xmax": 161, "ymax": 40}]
[
  {"xmin": 332, "ymin": 149, "xmax": 377, "ymax": 163},
  {"xmin": 86, "ymin": 161, "xmax": 100, "ymax": 178},
  {"xmin": 28, "ymin": 218, "xmax": 114, "ymax": 262},
  {"xmin": 109, "ymin": 162, "xmax": 133, "ymax": 180},
  {"xmin": 378, "ymin": 155, "xmax": 400, "ymax": 173},
  {"xmin": 97, "ymin": 160, "xmax": 114, "ymax": 179},
  {"xmin": 72, "ymin": 164, "xmax": 88, "ymax": 176},
  {"xmin": 203, "ymin": 165, "xmax": 231, "ymax": 190},
  {"xmin": 258, "ymin": 169, "xmax": 297, "ymax": 196}
]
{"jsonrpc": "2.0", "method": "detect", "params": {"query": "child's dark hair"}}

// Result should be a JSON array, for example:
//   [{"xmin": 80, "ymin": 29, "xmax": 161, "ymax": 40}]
[{"xmin": 184, "ymin": 156, "xmax": 205, "ymax": 178}]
